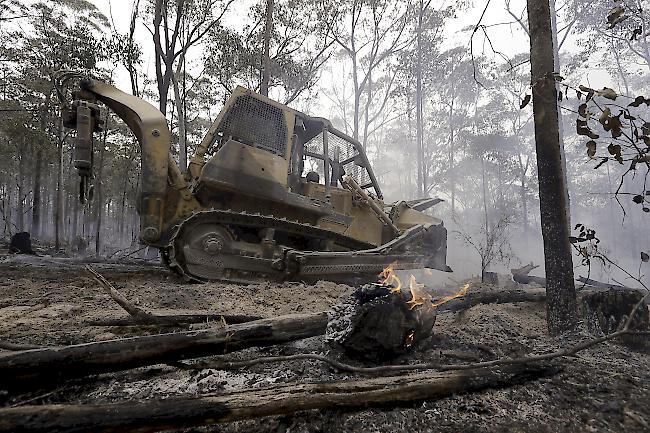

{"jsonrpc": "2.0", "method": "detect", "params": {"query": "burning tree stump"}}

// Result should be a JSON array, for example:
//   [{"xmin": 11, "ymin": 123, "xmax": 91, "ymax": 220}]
[
  {"xmin": 579, "ymin": 289, "xmax": 649, "ymax": 349},
  {"xmin": 326, "ymin": 283, "xmax": 437, "ymax": 362}
]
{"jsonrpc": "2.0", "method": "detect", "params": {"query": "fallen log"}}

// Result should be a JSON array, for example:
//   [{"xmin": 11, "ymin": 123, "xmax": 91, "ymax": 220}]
[
  {"xmin": 438, "ymin": 289, "xmax": 547, "ymax": 313},
  {"xmin": 0, "ymin": 312, "xmax": 328, "ymax": 392},
  {"xmin": 0, "ymin": 364, "xmax": 556, "ymax": 433},
  {"xmin": 511, "ymin": 264, "xmax": 637, "ymax": 292},
  {"xmin": 576, "ymin": 277, "xmax": 634, "ymax": 292}
]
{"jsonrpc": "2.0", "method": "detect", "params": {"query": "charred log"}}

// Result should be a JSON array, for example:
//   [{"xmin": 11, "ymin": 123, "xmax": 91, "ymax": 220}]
[
  {"xmin": 439, "ymin": 289, "xmax": 547, "ymax": 313},
  {"xmin": 576, "ymin": 277, "xmax": 634, "ymax": 292},
  {"xmin": 0, "ymin": 312, "xmax": 328, "ymax": 392},
  {"xmin": 0, "ymin": 364, "xmax": 557, "ymax": 433}
]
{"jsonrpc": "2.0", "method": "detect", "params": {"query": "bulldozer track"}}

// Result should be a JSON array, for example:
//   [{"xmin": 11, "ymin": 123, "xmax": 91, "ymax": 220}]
[{"xmin": 164, "ymin": 209, "xmax": 374, "ymax": 283}]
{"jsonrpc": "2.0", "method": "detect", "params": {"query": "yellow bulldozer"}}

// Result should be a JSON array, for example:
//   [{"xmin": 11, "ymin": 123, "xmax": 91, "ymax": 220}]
[{"xmin": 62, "ymin": 77, "xmax": 450, "ymax": 284}]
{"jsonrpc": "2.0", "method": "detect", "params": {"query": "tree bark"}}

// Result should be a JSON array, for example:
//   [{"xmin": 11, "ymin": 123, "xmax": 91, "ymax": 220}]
[
  {"xmin": 0, "ymin": 312, "xmax": 328, "ymax": 391},
  {"xmin": 527, "ymin": 0, "xmax": 577, "ymax": 335},
  {"xmin": 16, "ymin": 138, "xmax": 25, "ymax": 232},
  {"xmin": 31, "ymin": 149, "xmax": 42, "ymax": 237},
  {"xmin": 0, "ymin": 364, "xmax": 553, "ymax": 433},
  {"xmin": 55, "ymin": 117, "xmax": 64, "ymax": 249},
  {"xmin": 260, "ymin": 0, "xmax": 274, "ymax": 96},
  {"xmin": 171, "ymin": 69, "xmax": 187, "ymax": 171},
  {"xmin": 415, "ymin": 0, "xmax": 424, "ymax": 197}
]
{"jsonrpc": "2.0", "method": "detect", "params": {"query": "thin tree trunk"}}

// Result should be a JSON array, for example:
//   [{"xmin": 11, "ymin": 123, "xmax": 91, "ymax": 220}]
[
  {"xmin": 527, "ymin": 0, "xmax": 577, "ymax": 335},
  {"xmin": 16, "ymin": 138, "xmax": 25, "ymax": 232},
  {"xmin": 448, "ymin": 99, "xmax": 455, "ymax": 213},
  {"xmin": 481, "ymin": 157, "xmax": 489, "ymax": 281},
  {"xmin": 415, "ymin": 1, "xmax": 424, "ymax": 197},
  {"xmin": 260, "ymin": 0, "xmax": 274, "ymax": 96},
  {"xmin": 94, "ymin": 117, "xmax": 109, "ymax": 257},
  {"xmin": 517, "ymin": 153, "xmax": 529, "ymax": 232},
  {"xmin": 31, "ymin": 150, "xmax": 42, "ymax": 237},
  {"xmin": 171, "ymin": 71, "xmax": 187, "ymax": 171},
  {"xmin": 70, "ymin": 190, "xmax": 79, "ymax": 248},
  {"xmin": 55, "ymin": 117, "xmax": 65, "ymax": 250}
]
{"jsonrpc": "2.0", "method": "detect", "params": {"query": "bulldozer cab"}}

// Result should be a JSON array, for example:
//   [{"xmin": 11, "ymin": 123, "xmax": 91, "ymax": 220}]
[
  {"xmin": 291, "ymin": 115, "xmax": 382, "ymax": 199},
  {"xmin": 193, "ymin": 87, "xmax": 383, "ymax": 215}
]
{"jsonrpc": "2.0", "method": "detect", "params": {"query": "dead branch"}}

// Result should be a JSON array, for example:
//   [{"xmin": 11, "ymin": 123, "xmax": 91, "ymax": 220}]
[
  {"xmin": 0, "ymin": 364, "xmax": 556, "ymax": 433},
  {"xmin": 85, "ymin": 266, "xmax": 261, "ymax": 326},
  {"xmin": 0, "ymin": 312, "xmax": 328, "ymax": 392},
  {"xmin": 86, "ymin": 313, "xmax": 262, "ymax": 327},
  {"xmin": 0, "ymin": 341, "xmax": 43, "ymax": 351},
  {"xmin": 85, "ymin": 265, "xmax": 152, "ymax": 320}
]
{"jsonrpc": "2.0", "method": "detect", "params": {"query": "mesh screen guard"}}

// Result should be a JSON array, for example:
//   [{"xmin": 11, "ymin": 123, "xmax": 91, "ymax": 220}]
[{"xmin": 215, "ymin": 94, "xmax": 288, "ymax": 157}]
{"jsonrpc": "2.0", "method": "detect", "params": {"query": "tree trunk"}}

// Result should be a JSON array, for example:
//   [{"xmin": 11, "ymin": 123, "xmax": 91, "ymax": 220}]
[
  {"xmin": 260, "ymin": 0, "xmax": 274, "ymax": 96},
  {"xmin": 70, "ymin": 188, "xmax": 79, "ymax": 248},
  {"xmin": 55, "ymin": 118, "xmax": 65, "ymax": 250},
  {"xmin": 415, "ymin": 1, "xmax": 424, "ymax": 197},
  {"xmin": 527, "ymin": 0, "xmax": 577, "ymax": 335},
  {"xmin": 549, "ymin": 0, "xmax": 570, "ymax": 223},
  {"xmin": 517, "ymin": 153, "xmax": 529, "ymax": 233},
  {"xmin": 448, "ymin": 99, "xmax": 455, "ymax": 213},
  {"xmin": 481, "ymin": 157, "xmax": 489, "ymax": 259},
  {"xmin": 94, "ymin": 118, "xmax": 109, "ymax": 257},
  {"xmin": 171, "ymin": 71, "xmax": 187, "ymax": 171},
  {"xmin": 0, "ymin": 364, "xmax": 553, "ymax": 433},
  {"xmin": 31, "ymin": 149, "xmax": 42, "ymax": 238},
  {"xmin": 0, "ymin": 312, "xmax": 328, "ymax": 391},
  {"xmin": 16, "ymin": 138, "xmax": 25, "ymax": 232}
]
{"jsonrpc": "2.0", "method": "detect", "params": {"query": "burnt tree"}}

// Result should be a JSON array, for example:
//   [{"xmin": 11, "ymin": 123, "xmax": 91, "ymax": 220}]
[{"xmin": 526, "ymin": 0, "xmax": 577, "ymax": 335}]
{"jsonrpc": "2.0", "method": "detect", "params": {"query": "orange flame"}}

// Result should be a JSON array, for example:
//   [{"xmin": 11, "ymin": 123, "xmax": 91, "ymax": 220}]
[
  {"xmin": 406, "ymin": 274, "xmax": 432, "ymax": 310},
  {"xmin": 431, "ymin": 283, "xmax": 470, "ymax": 308},
  {"xmin": 379, "ymin": 262, "xmax": 402, "ymax": 293}
]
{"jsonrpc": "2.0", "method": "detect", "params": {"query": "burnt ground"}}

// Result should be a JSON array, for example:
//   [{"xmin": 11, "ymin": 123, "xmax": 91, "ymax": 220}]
[{"xmin": 0, "ymin": 249, "xmax": 649, "ymax": 433}]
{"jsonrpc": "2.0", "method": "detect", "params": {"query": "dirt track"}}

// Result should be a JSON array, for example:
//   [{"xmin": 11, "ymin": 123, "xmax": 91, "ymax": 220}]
[{"xmin": 1, "ymin": 252, "xmax": 649, "ymax": 432}]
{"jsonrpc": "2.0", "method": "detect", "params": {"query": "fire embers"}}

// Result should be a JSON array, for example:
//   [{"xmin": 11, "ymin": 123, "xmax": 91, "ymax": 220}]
[{"xmin": 326, "ymin": 265, "xmax": 471, "ymax": 362}]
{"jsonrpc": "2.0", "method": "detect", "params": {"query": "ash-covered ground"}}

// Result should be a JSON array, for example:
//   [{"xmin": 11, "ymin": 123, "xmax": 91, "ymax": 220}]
[{"xmin": 1, "ymin": 250, "xmax": 649, "ymax": 433}]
